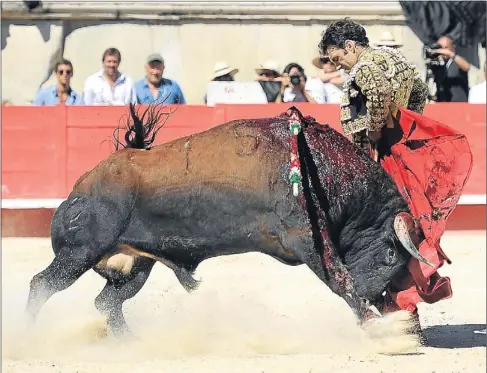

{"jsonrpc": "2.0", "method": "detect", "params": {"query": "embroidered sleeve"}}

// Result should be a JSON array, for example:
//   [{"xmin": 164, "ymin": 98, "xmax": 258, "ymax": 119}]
[
  {"xmin": 407, "ymin": 76, "xmax": 429, "ymax": 114},
  {"xmin": 354, "ymin": 63, "xmax": 392, "ymax": 132}
]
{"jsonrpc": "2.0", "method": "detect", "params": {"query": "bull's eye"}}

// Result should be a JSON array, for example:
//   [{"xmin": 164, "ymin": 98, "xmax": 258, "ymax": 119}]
[{"xmin": 386, "ymin": 248, "xmax": 396, "ymax": 264}]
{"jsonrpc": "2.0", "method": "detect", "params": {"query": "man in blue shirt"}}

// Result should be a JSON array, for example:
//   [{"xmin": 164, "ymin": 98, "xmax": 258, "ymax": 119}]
[
  {"xmin": 134, "ymin": 53, "xmax": 186, "ymax": 105},
  {"xmin": 32, "ymin": 58, "xmax": 84, "ymax": 105}
]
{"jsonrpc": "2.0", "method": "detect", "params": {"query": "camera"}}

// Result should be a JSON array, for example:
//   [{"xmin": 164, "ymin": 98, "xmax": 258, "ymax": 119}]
[
  {"xmin": 290, "ymin": 74, "xmax": 301, "ymax": 86},
  {"xmin": 423, "ymin": 43, "xmax": 445, "ymax": 67},
  {"xmin": 422, "ymin": 42, "xmax": 446, "ymax": 102}
]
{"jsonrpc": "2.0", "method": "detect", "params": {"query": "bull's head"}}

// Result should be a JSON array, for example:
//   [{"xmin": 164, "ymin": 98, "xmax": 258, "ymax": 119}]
[{"xmin": 345, "ymin": 211, "xmax": 434, "ymax": 309}]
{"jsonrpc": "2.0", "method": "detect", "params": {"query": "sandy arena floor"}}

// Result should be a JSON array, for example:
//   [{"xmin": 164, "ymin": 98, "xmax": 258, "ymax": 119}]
[{"xmin": 2, "ymin": 233, "xmax": 486, "ymax": 373}]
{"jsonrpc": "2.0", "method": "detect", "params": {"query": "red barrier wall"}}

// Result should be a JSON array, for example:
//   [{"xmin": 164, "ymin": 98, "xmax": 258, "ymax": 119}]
[{"xmin": 1, "ymin": 103, "xmax": 486, "ymax": 199}]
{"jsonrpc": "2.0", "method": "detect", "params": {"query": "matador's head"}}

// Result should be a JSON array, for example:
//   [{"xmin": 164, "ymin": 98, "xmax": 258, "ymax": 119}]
[{"xmin": 318, "ymin": 18, "xmax": 370, "ymax": 73}]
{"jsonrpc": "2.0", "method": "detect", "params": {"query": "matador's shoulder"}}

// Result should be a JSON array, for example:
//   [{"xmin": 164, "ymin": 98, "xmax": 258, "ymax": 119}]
[{"xmin": 345, "ymin": 47, "xmax": 421, "ymax": 92}]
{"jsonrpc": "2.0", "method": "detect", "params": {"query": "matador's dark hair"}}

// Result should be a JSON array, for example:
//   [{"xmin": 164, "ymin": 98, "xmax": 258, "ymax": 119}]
[{"xmin": 318, "ymin": 18, "xmax": 369, "ymax": 55}]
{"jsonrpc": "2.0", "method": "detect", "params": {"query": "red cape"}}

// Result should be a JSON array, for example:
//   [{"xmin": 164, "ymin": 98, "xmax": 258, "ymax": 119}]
[{"xmin": 380, "ymin": 107, "xmax": 473, "ymax": 312}]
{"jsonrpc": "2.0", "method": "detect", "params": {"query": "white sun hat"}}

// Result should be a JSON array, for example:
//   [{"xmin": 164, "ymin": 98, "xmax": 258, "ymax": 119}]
[
  {"xmin": 255, "ymin": 60, "xmax": 281, "ymax": 76},
  {"xmin": 211, "ymin": 61, "xmax": 239, "ymax": 80},
  {"xmin": 374, "ymin": 31, "xmax": 403, "ymax": 47}
]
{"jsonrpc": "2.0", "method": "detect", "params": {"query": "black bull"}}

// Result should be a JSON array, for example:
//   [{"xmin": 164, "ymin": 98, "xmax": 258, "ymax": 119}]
[{"xmin": 26, "ymin": 105, "xmax": 432, "ymax": 338}]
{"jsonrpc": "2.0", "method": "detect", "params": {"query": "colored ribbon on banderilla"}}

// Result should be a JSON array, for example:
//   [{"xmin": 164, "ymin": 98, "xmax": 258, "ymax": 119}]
[{"xmin": 288, "ymin": 115, "xmax": 302, "ymax": 196}]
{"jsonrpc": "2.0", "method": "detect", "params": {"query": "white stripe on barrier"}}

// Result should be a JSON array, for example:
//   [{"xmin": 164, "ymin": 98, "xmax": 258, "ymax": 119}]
[
  {"xmin": 458, "ymin": 194, "xmax": 487, "ymax": 205},
  {"xmin": 1, "ymin": 199, "xmax": 66, "ymax": 209},
  {"xmin": 1, "ymin": 194, "xmax": 486, "ymax": 209}
]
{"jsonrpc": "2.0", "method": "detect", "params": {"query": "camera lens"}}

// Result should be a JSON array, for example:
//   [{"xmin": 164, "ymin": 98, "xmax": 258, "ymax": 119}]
[{"xmin": 290, "ymin": 75, "xmax": 301, "ymax": 85}]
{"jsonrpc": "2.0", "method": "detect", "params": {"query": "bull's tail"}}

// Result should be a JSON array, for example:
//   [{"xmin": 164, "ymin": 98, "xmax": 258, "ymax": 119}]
[
  {"xmin": 111, "ymin": 102, "xmax": 176, "ymax": 151},
  {"xmin": 121, "ymin": 245, "xmax": 201, "ymax": 293}
]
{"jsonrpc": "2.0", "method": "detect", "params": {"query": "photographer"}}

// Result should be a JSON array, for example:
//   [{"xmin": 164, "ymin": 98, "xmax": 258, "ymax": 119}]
[
  {"xmin": 276, "ymin": 63, "xmax": 317, "ymax": 103},
  {"xmin": 429, "ymin": 36, "xmax": 471, "ymax": 102}
]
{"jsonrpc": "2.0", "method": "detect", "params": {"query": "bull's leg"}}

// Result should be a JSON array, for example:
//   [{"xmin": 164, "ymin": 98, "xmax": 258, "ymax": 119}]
[
  {"xmin": 26, "ymin": 245, "xmax": 106, "ymax": 321},
  {"xmin": 26, "ymin": 195, "xmax": 134, "ymax": 322},
  {"xmin": 94, "ymin": 258, "xmax": 155, "ymax": 338}
]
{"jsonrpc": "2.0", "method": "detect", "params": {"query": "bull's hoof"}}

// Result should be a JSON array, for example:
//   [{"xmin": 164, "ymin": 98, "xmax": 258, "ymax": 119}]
[
  {"xmin": 112, "ymin": 329, "xmax": 140, "ymax": 344},
  {"xmin": 408, "ymin": 311, "xmax": 426, "ymax": 346},
  {"xmin": 23, "ymin": 309, "xmax": 39, "ymax": 335},
  {"xmin": 69, "ymin": 317, "xmax": 109, "ymax": 344},
  {"xmin": 23, "ymin": 311, "xmax": 35, "ymax": 327},
  {"xmin": 108, "ymin": 324, "xmax": 139, "ymax": 342}
]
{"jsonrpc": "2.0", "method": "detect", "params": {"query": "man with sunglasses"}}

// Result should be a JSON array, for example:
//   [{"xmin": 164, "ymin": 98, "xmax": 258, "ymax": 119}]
[{"xmin": 33, "ymin": 59, "xmax": 84, "ymax": 105}]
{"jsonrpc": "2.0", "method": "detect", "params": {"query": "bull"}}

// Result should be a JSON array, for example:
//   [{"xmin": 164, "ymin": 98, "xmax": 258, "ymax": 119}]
[{"xmin": 25, "ymin": 104, "xmax": 433, "ymax": 341}]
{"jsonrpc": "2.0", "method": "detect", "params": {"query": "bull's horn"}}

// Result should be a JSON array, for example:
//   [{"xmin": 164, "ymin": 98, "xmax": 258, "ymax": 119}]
[{"xmin": 394, "ymin": 214, "xmax": 435, "ymax": 268}]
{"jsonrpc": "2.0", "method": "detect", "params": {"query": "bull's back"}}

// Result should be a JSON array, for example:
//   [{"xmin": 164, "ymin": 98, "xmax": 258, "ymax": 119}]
[
  {"xmin": 70, "ymin": 149, "xmax": 142, "ymax": 197},
  {"xmin": 123, "ymin": 120, "xmax": 289, "ymax": 196}
]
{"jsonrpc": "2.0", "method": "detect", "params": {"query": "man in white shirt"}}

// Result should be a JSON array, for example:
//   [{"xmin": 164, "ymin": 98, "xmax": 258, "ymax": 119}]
[
  {"xmin": 83, "ymin": 47, "xmax": 137, "ymax": 106},
  {"xmin": 468, "ymin": 62, "xmax": 486, "ymax": 104}
]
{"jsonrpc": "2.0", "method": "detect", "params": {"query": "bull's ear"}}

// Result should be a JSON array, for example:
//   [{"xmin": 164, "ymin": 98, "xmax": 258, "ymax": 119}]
[{"xmin": 394, "ymin": 212, "xmax": 434, "ymax": 268}]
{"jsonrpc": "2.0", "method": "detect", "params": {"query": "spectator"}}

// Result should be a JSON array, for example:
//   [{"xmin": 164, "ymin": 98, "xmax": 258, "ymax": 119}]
[
  {"xmin": 306, "ymin": 56, "xmax": 346, "ymax": 103},
  {"xmin": 32, "ymin": 58, "xmax": 83, "ymax": 106},
  {"xmin": 83, "ymin": 47, "xmax": 136, "ymax": 106},
  {"xmin": 430, "ymin": 36, "xmax": 471, "ymax": 102},
  {"xmin": 255, "ymin": 60, "xmax": 282, "ymax": 103},
  {"xmin": 469, "ymin": 62, "xmax": 486, "ymax": 103},
  {"xmin": 373, "ymin": 31, "xmax": 403, "ymax": 49},
  {"xmin": 276, "ymin": 63, "xmax": 317, "ymax": 103},
  {"xmin": 134, "ymin": 53, "xmax": 186, "ymax": 105},
  {"xmin": 204, "ymin": 61, "xmax": 239, "ymax": 104}
]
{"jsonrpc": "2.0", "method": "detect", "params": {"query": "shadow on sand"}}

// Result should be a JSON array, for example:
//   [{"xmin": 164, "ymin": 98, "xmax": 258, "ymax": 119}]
[{"xmin": 424, "ymin": 324, "xmax": 486, "ymax": 349}]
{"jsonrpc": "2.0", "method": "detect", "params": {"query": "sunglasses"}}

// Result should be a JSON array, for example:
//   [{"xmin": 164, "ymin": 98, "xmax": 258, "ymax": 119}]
[
  {"xmin": 57, "ymin": 69, "xmax": 72, "ymax": 76},
  {"xmin": 320, "ymin": 57, "xmax": 331, "ymax": 64}
]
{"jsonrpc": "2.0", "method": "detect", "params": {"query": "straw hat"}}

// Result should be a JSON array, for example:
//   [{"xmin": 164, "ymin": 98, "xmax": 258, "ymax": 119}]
[
  {"xmin": 255, "ymin": 60, "xmax": 281, "ymax": 76},
  {"xmin": 312, "ymin": 56, "xmax": 332, "ymax": 69},
  {"xmin": 211, "ymin": 61, "xmax": 239, "ymax": 80},
  {"xmin": 374, "ymin": 31, "xmax": 402, "ymax": 47}
]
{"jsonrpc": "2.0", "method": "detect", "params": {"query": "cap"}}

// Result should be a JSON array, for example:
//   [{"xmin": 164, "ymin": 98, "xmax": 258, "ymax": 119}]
[{"xmin": 146, "ymin": 53, "xmax": 164, "ymax": 64}]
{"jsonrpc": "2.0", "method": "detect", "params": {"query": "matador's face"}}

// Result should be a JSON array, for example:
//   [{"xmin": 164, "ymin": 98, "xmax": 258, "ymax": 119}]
[{"xmin": 326, "ymin": 43, "xmax": 359, "ymax": 73}]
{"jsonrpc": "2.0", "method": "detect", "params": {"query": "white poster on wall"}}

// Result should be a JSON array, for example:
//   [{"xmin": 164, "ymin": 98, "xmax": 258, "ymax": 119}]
[{"xmin": 205, "ymin": 81, "xmax": 268, "ymax": 106}]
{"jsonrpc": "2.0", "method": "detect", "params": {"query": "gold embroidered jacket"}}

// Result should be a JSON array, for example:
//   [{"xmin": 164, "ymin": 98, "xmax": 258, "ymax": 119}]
[{"xmin": 340, "ymin": 46, "xmax": 429, "ymax": 136}]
